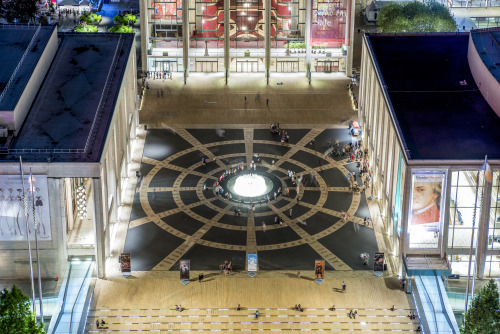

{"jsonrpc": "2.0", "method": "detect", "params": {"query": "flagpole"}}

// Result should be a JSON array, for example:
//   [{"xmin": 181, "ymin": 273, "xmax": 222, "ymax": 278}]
[
  {"xmin": 30, "ymin": 168, "xmax": 44, "ymax": 324},
  {"xmin": 464, "ymin": 164, "xmax": 481, "ymax": 313},
  {"xmin": 19, "ymin": 157, "xmax": 36, "ymax": 316}
]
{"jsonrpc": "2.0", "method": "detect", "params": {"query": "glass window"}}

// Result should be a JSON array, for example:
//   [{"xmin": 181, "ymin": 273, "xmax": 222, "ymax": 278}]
[{"xmin": 488, "ymin": 172, "xmax": 500, "ymax": 250}]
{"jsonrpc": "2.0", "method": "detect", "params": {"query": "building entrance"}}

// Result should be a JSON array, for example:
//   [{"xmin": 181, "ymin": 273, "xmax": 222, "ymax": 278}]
[
  {"xmin": 276, "ymin": 60, "xmax": 299, "ymax": 72},
  {"xmin": 153, "ymin": 60, "xmax": 177, "ymax": 72},
  {"xmin": 316, "ymin": 60, "xmax": 339, "ymax": 73},
  {"xmin": 236, "ymin": 60, "xmax": 259, "ymax": 72},
  {"xmin": 196, "ymin": 60, "xmax": 218, "ymax": 72}
]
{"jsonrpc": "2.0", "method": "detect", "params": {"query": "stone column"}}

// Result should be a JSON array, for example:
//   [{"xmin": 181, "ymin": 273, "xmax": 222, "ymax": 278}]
[
  {"xmin": 398, "ymin": 168, "xmax": 412, "ymax": 276},
  {"xmin": 92, "ymin": 178, "xmax": 106, "ymax": 278},
  {"xmin": 441, "ymin": 170, "xmax": 452, "ymax": 258},
  {"xmin": 224, "ymin": 0, "xmax": 230, "ymax": 84},
  {"xmin": 182, "ymin": 0, "xmax": 189, "ymax": 83},
  {"xmin": 139, "ymin": 0, "xmax": 149, "ymax": 71},
  {"xmin": 305, "ymin": 0, "xmax": 311, "ymax": 80},
  {"xmin": 476, "ymin": 172, "xmax": 493, "ymax": 278},
  {"xmin": 345, "ymin": 0, "xmax": 355, "ymax": 77},
  {"xmin": 265, "ymin": 0, "xmax": 271, "ymax": 83}
]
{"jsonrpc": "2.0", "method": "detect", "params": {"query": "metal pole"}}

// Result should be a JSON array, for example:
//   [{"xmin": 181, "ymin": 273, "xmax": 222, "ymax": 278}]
[
  {"xmin": 464, "ymin": 169, "xmax": 481, "ymax": 314},
  {"xmin": 30, "ymin": 168, "xmax": 44, "ymax": 324},
  {"xmin": 19, "ymin": 157, "xmax": 36, "ymax": 316}
]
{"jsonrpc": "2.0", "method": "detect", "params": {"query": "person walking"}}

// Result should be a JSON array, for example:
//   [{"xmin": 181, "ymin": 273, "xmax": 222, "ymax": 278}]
[
  {"xmin": 199, "ymin": 273, "xmax": 204, "ymax": 283},
  {"xmin": 266, "ymin": 98, "xmax": 269, "ymax": 106},
  {"xmin": 96, "ymin": 319, "xmax": 100, "ymax": 329},
  {"xmin": 237, "ymin": 304, "xmax": 241, "ymax": 311},
  {"xmin": 289, "ymin": 208, "xmax": 292, "ymax": 217},
  {"xmin": 244, "ymin": 96, "xmax": 247, "ymax": 102},
  {"xmin": 342, "ymin": 281, "xmax": 346, "ymax": 292},
  {"xmin": 255, "ymin": 310, "xmax": 259, "ymax": 319}
]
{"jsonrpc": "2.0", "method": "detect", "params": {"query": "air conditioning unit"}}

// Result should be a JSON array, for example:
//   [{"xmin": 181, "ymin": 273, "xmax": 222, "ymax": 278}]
[{"xmin": 0, "ymin": 126, "xmax": 8, "ymax": 138}]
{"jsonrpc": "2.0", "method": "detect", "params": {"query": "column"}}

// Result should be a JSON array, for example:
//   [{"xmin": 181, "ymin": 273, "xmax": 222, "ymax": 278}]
[
  {"xmin": 398, "ymin": 169, "xmax": 412, "ymax": 276},
  {"xmin": 476, "ymin": 173, "xmax": 493, "ymax": 278},
  {"xmin": 441, "ymin": 170, "xmax": 452, "ymax": 258},
  {"xmin": 182, "ymin": 0, "xmax": 189, "ymax": 83},
  {"xmin": 305, "ymin": 0, "xmax": 311, "ymax": 80},
  {"xmin": 92, "ymin": 178, "xmax": 106, "ymax": 278},
  {"xmin": 265, "ymin": 0, "xmax": 271, "ymax": 83},
  {"xmin": 224, "ymin": 0, "xmax": 230, "ymax": 84},
  {"xmin": 345, "ymin": 0, "xmax": 355, "ymax": 77},
  {"xmin": 139, "ymin": 0, "xmax": 149, "ymax": 71},
  {"xmin": 64, "ymin": 178, "xmax": 74, "ymax": 232}
]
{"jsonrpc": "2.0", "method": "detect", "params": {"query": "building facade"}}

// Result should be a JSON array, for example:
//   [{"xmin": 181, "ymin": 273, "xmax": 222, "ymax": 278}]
[
  {"xmin": 140, "ymin": 0, "xmax": 356, "ymax": 80},
  {"xmin": 358, "ymin": 30, "xmax": 500, "ymax": 278}
]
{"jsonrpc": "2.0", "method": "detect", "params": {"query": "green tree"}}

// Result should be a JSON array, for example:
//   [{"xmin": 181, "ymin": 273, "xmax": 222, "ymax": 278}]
[
  {"xmin": 109, "ymin": 25, "xmax": 133, "ymax": 33},
  {"xmin": 4, "ymin": 0, "xmax": 39, "ymax": 23},
  {"xmin": 0, "ymin": 285, "xmax": 45, "ymax": 334},
  {"xmin": 113, "ymin": 14, "xmax": 137, "ymax": 26},
  {"xmin": 461, "ymin": 279, "xmax": 500, "ymax": 334},
  {"xmin": 74, "ymin": 23, "xmax": 98, "ymax": 33},
  {"xmin": 378, "ymin": 1, "xmax": 457, "ymax": 33},
  {"xmin": 80, "ymin": 13, "xmax": 102, "ymax": 24}
]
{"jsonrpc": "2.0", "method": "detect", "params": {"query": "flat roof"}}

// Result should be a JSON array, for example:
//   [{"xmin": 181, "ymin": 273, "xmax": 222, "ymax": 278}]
[
  {"xmin": 9, "ymin": 32, "xmax": 134, "ymax": 162},
  {"xmin": 0, "ymin": 25, "xmax": 56, "ymax": 111},
  {"xmin": 471, "ymin": 29, "xmax": 500, "ymax": 84},
  {"xmin": 366, "ymin": 33, "xmax": 500, "ymax": 161}
]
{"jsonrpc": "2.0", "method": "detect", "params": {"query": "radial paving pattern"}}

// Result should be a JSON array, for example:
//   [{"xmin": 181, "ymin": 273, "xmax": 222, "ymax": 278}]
[{"xmin": 124, "ymin": 127, "xmax": 379, "ymax": 272}]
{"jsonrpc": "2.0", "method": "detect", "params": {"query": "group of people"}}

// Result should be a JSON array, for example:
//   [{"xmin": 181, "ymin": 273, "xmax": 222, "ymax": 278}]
[
  {"xmin": 293, "ymin": 304, "xmax": 304, "ymax": 312},
  {"xmin": 175, "ymin": 305, "xmax": 183, "ymax": 312},
  {"xmin": 348, "ymin": 309, "xmax": 358, "ymax": 319},
  {"xmin": 95, "ymin": 319, "xmax": 106, "ymax": 329},
  {"xmin": 219, "ymin": 260, "xmax": 232, "ymax": 275},
  {"xmin": 145, "ymin": 70, "xmax": 172, "ymax": 80},
  {"xmin": 270, "ymin": 123, "xmax": 281, "ymax": 134}
]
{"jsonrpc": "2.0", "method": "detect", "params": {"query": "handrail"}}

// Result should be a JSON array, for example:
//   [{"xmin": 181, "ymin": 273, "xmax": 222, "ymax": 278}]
[
  {"xmin": 51, "ymin": 262, "xmax": 73, "ymax": 334},
  {"xmin": 418, "ymin": 276, "xmax": 439, "ymax": 333},
  {"xmin": 435, "ymin": 275, "xmax": 457, "ymax": 334},
  {"xmin": 69, "ymin": 261, "xmax": 93, "ymax": 334}
]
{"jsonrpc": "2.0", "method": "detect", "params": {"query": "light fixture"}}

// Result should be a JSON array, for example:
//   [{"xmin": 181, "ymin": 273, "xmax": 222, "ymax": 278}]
[{"xmin": 76, "ymin": 182, "xmax": 87, "ymax": 218}]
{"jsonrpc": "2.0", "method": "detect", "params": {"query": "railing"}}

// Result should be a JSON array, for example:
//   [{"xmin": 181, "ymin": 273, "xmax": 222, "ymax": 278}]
[
  {"xmin": 418, "ymin": 276, "xmax": 439, "ymax": 333},
  {"xmin": 51, "ymin": 262, "xmax": 74, "ymax": 334},
  {"xmin": 0, "ymin": 25, "xmax": 41, "ymax": 104},
  {"xmin": 434, "ymin": 275, "xmax": 458, "ymax": 334},
  {"xmin": 69, "ymin": 262, "xmax": 93, "ymax": 334}
]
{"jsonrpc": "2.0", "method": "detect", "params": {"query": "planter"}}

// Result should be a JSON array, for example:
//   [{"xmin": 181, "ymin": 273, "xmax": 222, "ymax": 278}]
[
  {"xmin": 326, "ymin": 51, "xmax": 332, "ymax": 57},
  {"xmin": 244, "ymin": 50, "xmax": 250, "ymax": 57},
  {"xmin": 163, "ymin": 51, "xmax": 169, "ymax": 56}
]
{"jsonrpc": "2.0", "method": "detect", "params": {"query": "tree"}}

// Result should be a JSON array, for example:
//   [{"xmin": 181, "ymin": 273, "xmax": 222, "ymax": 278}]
[
  {"xmin": 378, "ymin": 1, "xmax": 457, "ymax": 33},
  {"xmin": 461, "ymin": 279, "xmax": 500, "ymax": 334},
  {"xmin": 4, "ymin": 0, "xmax": 39, "ymax": 23},
  {"xmin": 109, "ymin": 25, "xmax": 133, "ymax": 33},
  {"xmin": 74, "ymin": 23, "xmax": 98, "ymax": 33},
  {"xmin": 80, "ymin": 13, "xmax": 102, "ymax": 24},
  {"xmin": 0, "ymin": 285, "xmax": 45, "ymax": 334},
  {"xmin": 113, "ymin": 14, "xmax": 137, "ymax": 26}
]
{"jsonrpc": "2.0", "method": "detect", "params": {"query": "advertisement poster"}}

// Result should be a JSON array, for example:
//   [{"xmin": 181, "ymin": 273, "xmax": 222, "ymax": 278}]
[
  {"xmin": 121, "ymin": 253, "xmax": 131, "ymax": 273},
  {"xmin": 374, "ymin": 252, "xmax": 384, "ymax": 272},
  {"xmin": 0, "ymin": 175, "xmax": 51, "ymax": 241},
  {"xmin": 315, "ymin": 260, "xmax": 325, "ymax": 279},
  {"xmin": 247, "ymin": 253, "xmax": 257, "ymax": 272},
  {"xmin": 180, "ymin": 259, "xmax": 190, "ymax": 280},
  {"xmin": 409, "ymin": 172, "xmax": 445, "ymax": 248}
]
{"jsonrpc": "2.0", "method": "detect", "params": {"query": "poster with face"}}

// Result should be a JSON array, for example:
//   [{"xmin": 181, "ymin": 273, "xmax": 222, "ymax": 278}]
[
  {"xmin": 180, "ymin": 259, "xmax": 190, "ymax": 280},
  {"xmin": 0, "ymin": 175, "xmax": 51, "ymax": 241},
  {"xmin": 409, "ymin": 172, "xmax": 444, "ymax": 248}
]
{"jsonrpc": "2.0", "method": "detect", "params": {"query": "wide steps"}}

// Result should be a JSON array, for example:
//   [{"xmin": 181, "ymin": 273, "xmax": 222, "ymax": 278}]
[{"xmin": 86, "ymin": 308, "xmax": 420, "ymax": 333}]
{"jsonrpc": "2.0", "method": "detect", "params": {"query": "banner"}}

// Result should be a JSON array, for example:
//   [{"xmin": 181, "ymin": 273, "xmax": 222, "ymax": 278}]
[
  {"xmin": 247, "ymin": 253, "xmax": 257, "ymax": 272},
  {"xmin": 314, "ymin": 260, "xmax": 325, "ymax": 279},
  {"xmin": 120, "ymin": 253, "xmax": 131, "ymax": 273},
  {"xmin": 180, "ymin": 259, "xmax": 190, "ymax": 280},
  {"xmin": 374, "ymin": 252, "xmax": 384, "ymax": 272},
  {"xmin": 409, "ymin": 172, "xmax": 445, "ymax": 249},
  {"xmin": 0, "ymin": 175, "xmax": 51, "ymax": 241}
]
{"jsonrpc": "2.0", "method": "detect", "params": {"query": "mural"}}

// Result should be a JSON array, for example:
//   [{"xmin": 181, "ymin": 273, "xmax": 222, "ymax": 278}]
[{"xmin": 0, "ymin": 175, "xmax": 51, "ymax": 241}]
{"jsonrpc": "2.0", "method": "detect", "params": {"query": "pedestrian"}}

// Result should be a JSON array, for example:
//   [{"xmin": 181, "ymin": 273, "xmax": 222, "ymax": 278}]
[
  {"xmin": 255, "ymin": 310, "xmax": 259, "ymax": 319},
  {"xmin": 100, "ymin": 320, "xmax": 106, "ymax": 327},
  {"xmin": 297, "ymin": 271, "xmax": 300, "ymax": 279},
  {"xmin": 289, "ymin": 208, "xmax": 292, "ymax": 217},
  {"xmin": 262, "ymin": 222, "xmax": 266, "ymax": 232},
  {"xmin": 266, "ymin": 98, "xmax": 269, "ymax": 106},
  {"xmin": 297, "ymin": 197, "xmax": 300, "ymax": 205},
  {"xmin": 199, "ymin": 273, "xmax": 203, "ymax": 282},
  {"xmin": 342, "ymin": 281, "xmax": 346, "ymax": 292},
  {"xmin": 244, "ymin": 96, "xmax": 247, "ymax": 102},
  {"xmin": 390, "ymin": 305, "xmax": 395, "ymax": 311},
  {"xmin": 237, "ymin": 304, "xmax": 241, "ymax": 311},
  {"xmin": 331, "ymin": 305, "xmax": 336, "ymax": 311},
  {"xmin": 364, "ymin": 217, "xmax": 367, "ymax": 225},
  {"xmin": 96, "ymin": 319, "xmax": 100, "ymax": 329},
  {"xmin": 274, "ymin": 192, "xmax": 277, "ymax": 200}
]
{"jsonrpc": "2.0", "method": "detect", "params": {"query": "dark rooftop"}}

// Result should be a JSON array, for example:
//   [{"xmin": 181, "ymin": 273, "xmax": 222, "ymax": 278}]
[
  {"xmin": 8, "ymin": 32, "xmax": 134, "ymax": 162},
  {"xmin": 0, "ymin": 25, "xmax": 56, "ymax": 111},
  {"xmin": 470, "ymin": 29, "xmax": 500, "ymax": 85},
  {"xmin": 366, "ymin": 33, "xmax": 500, "ymax": 161}
]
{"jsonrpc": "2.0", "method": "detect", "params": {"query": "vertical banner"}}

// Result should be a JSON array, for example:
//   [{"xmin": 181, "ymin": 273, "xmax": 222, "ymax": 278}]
[
  {"xmin": 180, "ymin": 259, "xmax": 190, "ymax": 280},
  {"xmin": 247, "ymin": 253, "xmax": 257, "ymax": 272},
  {"xmin": 374, "ymin": 252, "xmax": 384, "ymax": 272},
  {"xmin": 314, "ymin": 260, "xmax": 325, "ymax": 279},
  {"xmin": 120, "ymin": 253, "xmax": 131, "ymax": 273},
  {"xmin": 409, "ymin": 172, "xmax": 445, "ymax": 249}
]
